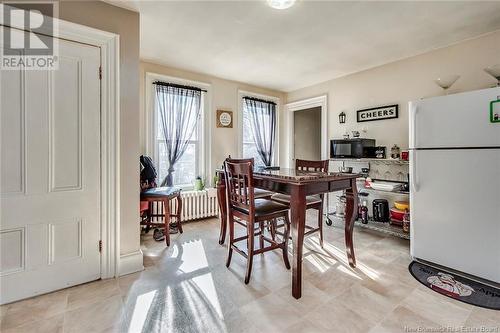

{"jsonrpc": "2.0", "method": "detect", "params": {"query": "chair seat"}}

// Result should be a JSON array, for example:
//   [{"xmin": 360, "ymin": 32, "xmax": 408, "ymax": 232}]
[
  {"xmin": 234, "ymin": 198, "xmax": 289, "ymax": 217},
  {"xmin": 141, "ymin": 186, "xmax": 181, "ymax": 199},
  {"xmin": 254, "ymin": 188, "xmax": 275, "ymax": 198},
  {"xmin": 271, "ymin": 193, "xmax": 322, "ymax": 206}
]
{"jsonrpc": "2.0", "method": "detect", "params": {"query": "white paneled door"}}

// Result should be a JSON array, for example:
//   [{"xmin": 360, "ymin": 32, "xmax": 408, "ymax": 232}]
[{"xmin": 1, "ymin": 30, "xmax": 101, "ymax": 304}]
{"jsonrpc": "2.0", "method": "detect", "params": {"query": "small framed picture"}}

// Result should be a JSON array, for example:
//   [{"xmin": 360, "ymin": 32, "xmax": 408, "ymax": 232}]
[{"xmin": 216, "ymin": 110, "xmax": 233, "ymax": 128}]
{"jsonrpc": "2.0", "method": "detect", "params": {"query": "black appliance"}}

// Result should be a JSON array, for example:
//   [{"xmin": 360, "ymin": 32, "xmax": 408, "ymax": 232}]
[
  {"xmin": 330, "ymin": 139, "xmax": 376, "ymax": 158},
  {"xmin": 372, "ymin": 199, "xmax": 389, "ymax": 222}
]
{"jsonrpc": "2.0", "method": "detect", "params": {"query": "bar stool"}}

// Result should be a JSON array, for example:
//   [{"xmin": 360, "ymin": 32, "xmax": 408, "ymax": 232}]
[
  {"xmin": 224, "ymin": 160, "xmax": 291, "ymax": 284},
  {"xmin": 271, "ymin": 159, "xmax": 328, "ymax": 247},
  {"xmin": 140, "ymin": 187, "xmax": 183, "ymax": 246}
]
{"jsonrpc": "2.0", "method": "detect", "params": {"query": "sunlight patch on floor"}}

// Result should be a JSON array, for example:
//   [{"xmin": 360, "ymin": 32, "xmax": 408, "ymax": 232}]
[
  {"xmin": 128, "ymin": 290, "xmax": 157, "ymax": 333},
  {"xmin": 178, "ymin": 239, "xmax": 209, "ymax": 273}
]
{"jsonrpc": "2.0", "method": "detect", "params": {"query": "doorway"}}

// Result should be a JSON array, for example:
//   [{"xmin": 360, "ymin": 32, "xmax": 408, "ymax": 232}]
[
  {"xmin": 294, "ymin": 107, "xmax": 322, "ymax": 160},
  {"xmin": 285, "ymin": 95, "xmax": 328, "ymax": 167}
]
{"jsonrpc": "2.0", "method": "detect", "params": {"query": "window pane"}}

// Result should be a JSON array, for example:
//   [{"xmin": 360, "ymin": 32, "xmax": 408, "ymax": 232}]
[
  {"xmin": 155, "ymin": 89, "xmax": 204, "ymax": 187},
  {"xmin": 158, "ymin": 141, "xmax": 197, "ymax": 186},
  {"xmin": 242, "ymin": 101, "xmax": 272, "ymax": 166}
]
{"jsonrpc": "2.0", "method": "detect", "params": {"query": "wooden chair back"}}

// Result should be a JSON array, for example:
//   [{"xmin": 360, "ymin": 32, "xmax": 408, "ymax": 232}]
[
  {"xmin": 295, "ymin": 159, "xmax": 329, "ymax": 173},
  {"xmin": 224, "ymin": 160, "xmax": 255, "ymax": 215}
]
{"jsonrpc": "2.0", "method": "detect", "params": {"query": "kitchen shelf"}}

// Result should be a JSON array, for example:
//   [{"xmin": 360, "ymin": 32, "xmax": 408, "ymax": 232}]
[
  {"xmin": 326, "ymin": 213, "xmax": 410, "ymax": 240},
  {"xmin": 359, "ymin": 186, "xmax": 410, "ymax": 196},
  {"xmin": 331, "ymin": 158, "xmax": 409, "ymax": 165}
]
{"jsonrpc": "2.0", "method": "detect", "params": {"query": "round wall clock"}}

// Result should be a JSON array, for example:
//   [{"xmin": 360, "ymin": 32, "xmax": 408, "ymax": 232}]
[{"xmin": 217, "ymin": 110, "xmax": 233, "ymax": 128}]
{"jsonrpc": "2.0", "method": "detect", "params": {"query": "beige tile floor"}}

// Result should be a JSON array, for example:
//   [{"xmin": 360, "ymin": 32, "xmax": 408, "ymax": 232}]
[{"xmin": 1, "ymin": 217, "xmax": 499, "ymax": 333}]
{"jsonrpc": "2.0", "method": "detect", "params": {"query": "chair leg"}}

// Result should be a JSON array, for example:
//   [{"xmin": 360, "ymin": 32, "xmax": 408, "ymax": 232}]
[
  {"xmin": 176, "ymin": 195, "xmax": 183, "ymax": 234},
  {"xmin": 270, "ymin": 218, "xmax": 277, "ymax": 241},
  {"xmin": 245, "ymin": 221, "xmax": 255, "ymax": 284},
  {"xmin": 282, "ymin": 214, "xmax": 291, "ymax": 270},
  {"xmin": 259, "ymin": 221, "xmax": 264, "ymax": 253},
  {"xmin": 318, "ymin": 205, "xmax": 324, "ymax": 248},
  {"xmin": 226, "ymin": 213, "xmax": 234, "ymax": 268}
]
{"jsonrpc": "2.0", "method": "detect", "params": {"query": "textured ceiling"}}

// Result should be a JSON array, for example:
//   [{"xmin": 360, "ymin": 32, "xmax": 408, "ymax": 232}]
[{"xmin": 108, "ymin": 1, "xmax": 500, "ymax": 92}]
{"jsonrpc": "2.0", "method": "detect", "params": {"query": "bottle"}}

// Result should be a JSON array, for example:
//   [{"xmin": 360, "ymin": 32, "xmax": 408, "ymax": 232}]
[
  {"xmin": 361, "ymin": 201, "xmax": 369, "ymax": 224},
  {"xmin": 403, "ymin": 209, "xmax": 410, "ymax": 233}
]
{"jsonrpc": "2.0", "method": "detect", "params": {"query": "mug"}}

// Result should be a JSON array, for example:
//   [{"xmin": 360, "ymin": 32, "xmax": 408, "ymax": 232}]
[{"xmin": 401, "ymin": 151, "xmax": 409, "ymax": 161}]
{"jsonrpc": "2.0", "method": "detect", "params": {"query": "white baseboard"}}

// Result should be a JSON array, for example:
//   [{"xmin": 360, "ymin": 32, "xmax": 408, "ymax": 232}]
[{"xmin": 119, "ymin": 250, "xmax": 144, "ymax": 276}]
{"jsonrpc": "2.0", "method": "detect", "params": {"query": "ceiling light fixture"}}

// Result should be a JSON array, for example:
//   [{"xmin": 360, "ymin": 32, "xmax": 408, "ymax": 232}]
[{"xmin": 267, "ymin": 0, "xmax": 296, "ymax": 10}]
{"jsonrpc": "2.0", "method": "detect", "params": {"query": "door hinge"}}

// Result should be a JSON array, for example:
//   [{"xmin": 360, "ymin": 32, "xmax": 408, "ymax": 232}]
[
  {"xmin": 99, "ymin": 240, "xmax": 103, "ymax": 253},
  {"xmin": 99, "ymin": 66, "xmax": 102, "ymax": 80}
]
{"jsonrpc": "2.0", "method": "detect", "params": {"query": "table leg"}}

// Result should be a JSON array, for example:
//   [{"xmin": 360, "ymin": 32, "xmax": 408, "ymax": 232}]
[
  {"xmin": 290, "ymin": 184, "xmax": 306, "ymax": 299},
  {"xmin": 164, "ymin": 198, "xmax": 171, "ymax": 247},
  {"xmin": 344, "ymin": 180, "xmax": 358, "ymax": 267},
  {"xmin": 217, "ymin": 174, "xmax": 228, "ymax": 245}
]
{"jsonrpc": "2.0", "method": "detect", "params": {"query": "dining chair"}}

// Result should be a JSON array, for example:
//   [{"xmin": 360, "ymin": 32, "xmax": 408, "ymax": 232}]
[
  {"xmin": 271, "ymin": 159, "xmax": 329, "ymax": 247},
  {"xmin": 224, "ymin": 160, "xmax": 291, "ymax": 284},
  {"xmin": 225, "ymin": 157, "xmax": 275, "ymax": 199}
]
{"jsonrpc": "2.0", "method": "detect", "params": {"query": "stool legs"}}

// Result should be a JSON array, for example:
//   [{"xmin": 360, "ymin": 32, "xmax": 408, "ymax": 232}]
[
  {"xmin": 176, "ymin": 195, "xmax": 183, "ymax": 234},
  {"xmin": 163, "ymin": 199, "xmax": 171, "ymax": 246}
]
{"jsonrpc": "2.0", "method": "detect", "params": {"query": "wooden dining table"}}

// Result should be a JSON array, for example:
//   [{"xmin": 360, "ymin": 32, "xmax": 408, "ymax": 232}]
[{"xmin": 216, "ymin": 167, "xmax": 359, "ymax": 299}]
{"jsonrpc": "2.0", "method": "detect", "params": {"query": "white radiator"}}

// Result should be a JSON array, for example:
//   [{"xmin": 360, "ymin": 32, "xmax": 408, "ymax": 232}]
[{"xmin": 150, "ymin": 189, "xmax": 219, "ymax": 222}]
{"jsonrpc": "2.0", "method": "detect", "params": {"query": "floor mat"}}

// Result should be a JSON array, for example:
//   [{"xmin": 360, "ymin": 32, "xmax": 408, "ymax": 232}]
[{"xmin": 408, "ymin": 261, "xmax": 500, "ymax": 310}]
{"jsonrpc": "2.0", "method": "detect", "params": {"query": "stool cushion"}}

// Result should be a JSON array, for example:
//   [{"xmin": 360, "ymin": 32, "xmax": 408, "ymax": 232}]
[
  {"xmin": 234, "ymin": 198, "xmax": 289, "ymax": 217},
  {"xmin": 141, "ymin": 187, "xmax": 181, "ymax": 199},
  {"xmin": 271, "ymin": 193, "xmax": 322, "ymax": 206}
]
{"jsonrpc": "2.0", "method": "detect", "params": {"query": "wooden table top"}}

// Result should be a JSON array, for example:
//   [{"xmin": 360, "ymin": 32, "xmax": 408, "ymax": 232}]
[{"xmin": 217, "ymin": 167, "xmax": 360, "ymax": 184}]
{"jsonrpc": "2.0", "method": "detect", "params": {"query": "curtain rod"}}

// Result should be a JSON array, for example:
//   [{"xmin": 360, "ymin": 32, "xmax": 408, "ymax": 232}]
[
  {"xmin": 153, "ymin": 81, "xmax": 207, "ymax": 93},
  {"xmin": 243, "ymin": 96, "xmax": 277, "ymax": 105}
]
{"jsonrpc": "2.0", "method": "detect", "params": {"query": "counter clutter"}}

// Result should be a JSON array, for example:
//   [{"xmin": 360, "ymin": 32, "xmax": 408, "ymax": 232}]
[{"xmin": 327, "ymin": 157, "xmax": 410, "ymax": 239}]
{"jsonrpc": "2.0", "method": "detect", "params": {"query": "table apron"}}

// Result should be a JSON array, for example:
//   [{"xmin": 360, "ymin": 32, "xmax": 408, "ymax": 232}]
[{"xmin": 254, "ymin": 178, "xmax": 354, "ymax": 196}]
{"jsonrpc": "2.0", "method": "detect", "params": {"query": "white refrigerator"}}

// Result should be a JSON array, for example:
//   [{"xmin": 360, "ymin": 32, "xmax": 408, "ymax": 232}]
[{"xmin": 409, "ymin": 87, "xmax": 500, "ymax": 284}]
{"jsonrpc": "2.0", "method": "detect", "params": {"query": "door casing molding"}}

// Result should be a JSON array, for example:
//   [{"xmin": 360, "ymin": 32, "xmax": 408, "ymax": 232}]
[{"xmin": 285, "ymin": 95, "xmax": 328, "ymax": 167}]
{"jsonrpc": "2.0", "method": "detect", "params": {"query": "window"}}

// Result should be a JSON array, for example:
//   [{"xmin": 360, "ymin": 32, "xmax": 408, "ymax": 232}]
[
  {"xmin": 242, "ymin": 107, "xmax": 263, "ymax": 166},
  {"xmin": 241, "ymin": 94, "xmax": 278, "ymax": 166},
  {"xmin": 154, "ymin": 86, "xmax": 205, "ymax": 188}
]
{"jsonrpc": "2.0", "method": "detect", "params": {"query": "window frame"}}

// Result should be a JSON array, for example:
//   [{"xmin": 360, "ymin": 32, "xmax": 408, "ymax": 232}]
[
  {"xmin": 238, "ymin": 90, "xmax": 280, "ymax": 166},
  {"xmin": 145, "ymin": 72, "xmax": 211, "ymax": 190}
]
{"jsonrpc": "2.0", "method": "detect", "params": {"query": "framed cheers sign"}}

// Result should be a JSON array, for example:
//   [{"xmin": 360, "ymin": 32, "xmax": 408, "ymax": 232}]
[{"xmin": 357, "ymin": 104, "xmax": 398, "ymax": 122}]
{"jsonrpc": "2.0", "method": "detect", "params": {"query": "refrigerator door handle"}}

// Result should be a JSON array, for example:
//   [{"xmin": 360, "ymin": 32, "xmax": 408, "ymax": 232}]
[
  {"xmin": 410, "ymin": 150, "xmax": 419, "ymax": 192},
  {"xmin": 410, "ymin": 103, "xmax": 418, "ymax": 148}
]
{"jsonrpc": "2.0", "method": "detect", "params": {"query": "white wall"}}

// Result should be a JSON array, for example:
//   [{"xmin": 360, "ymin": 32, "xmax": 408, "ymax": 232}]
[{"xmin": 285, "ymin": 30, "xmax": 500, "ymax": 156}]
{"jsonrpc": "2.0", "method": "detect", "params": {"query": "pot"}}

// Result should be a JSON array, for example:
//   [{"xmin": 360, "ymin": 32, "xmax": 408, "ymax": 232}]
[
  {"xmin": 339, "ymin": 166, "xmax": 353, "ymax": 173},
  {"xmin": 390, "ymin": 207, "xmax": 406, "ymax": 221}
]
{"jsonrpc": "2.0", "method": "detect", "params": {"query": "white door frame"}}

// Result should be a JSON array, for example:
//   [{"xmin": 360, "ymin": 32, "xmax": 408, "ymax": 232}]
[
  {"xmin": 3, "ymin": 17, "xmax": 121, "ymax": 279},
  {"xmin": 285, "ymin": 95, "xmax": 328, "ymax": 167}
]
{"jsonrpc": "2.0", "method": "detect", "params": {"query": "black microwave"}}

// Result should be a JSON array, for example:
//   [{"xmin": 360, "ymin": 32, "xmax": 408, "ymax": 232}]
[{"xmin": 330, "ymin": 139, "xmax": 376, "ymax": 158}]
